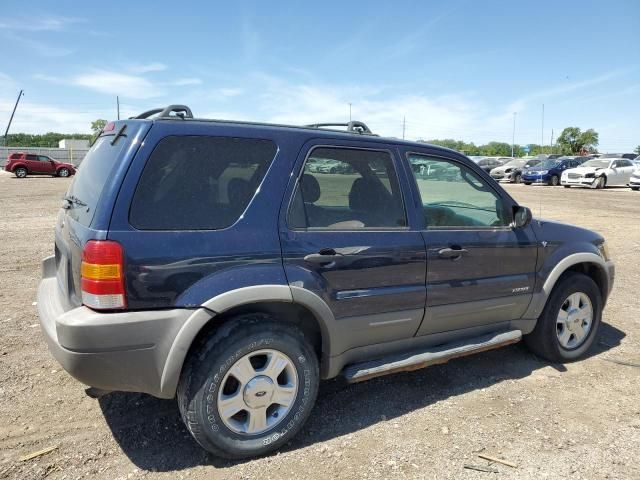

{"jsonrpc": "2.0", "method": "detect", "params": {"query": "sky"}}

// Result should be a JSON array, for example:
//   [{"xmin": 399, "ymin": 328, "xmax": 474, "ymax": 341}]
[{"xmin": 0, "ymin": 0, "xmax": 639, "ymax": 152}]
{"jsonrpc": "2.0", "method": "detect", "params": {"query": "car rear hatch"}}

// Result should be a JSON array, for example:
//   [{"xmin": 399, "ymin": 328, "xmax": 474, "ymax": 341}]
[{"xmin": 53, "ymin": 121, "xmax": 152, "ymax": 310}]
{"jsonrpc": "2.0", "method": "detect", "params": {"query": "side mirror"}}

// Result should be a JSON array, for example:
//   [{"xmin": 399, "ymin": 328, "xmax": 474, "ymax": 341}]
[{"xmin": 513, "ymin": 206, "xmax": 532, "ymax": 228}]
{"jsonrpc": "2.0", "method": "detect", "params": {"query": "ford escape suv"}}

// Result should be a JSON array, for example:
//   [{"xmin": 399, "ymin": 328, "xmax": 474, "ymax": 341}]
[{"xmin": 37, "ymin": 105, "xmax": 615, "ymax": 459}]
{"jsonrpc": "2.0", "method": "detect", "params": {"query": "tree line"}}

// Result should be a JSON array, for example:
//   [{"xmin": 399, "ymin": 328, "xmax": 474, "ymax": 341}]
[{"xmin": 420, "ymin": 127, "xmax": 605, "ymax": 157}]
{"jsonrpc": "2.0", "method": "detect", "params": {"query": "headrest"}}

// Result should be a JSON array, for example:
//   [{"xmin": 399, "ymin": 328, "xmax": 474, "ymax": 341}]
[{"xmin": 301, "ymin": 173, "xmax": 321, "ymax": 203}]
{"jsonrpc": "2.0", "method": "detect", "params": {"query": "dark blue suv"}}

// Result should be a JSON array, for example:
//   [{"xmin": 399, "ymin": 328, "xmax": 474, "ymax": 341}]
[
  {"xmin": 522, "ymin": 156, "xmax": 588, "ymax": 186},
  {"xmin": 37, "ymin": 105, "xmax": 614, "ymax": 459}
]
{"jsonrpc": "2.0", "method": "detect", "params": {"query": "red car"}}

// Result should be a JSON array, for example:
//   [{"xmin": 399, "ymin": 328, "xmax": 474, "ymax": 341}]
[{"xmin": 4, "ymin": 153, "xmax": 76, "ymax": 178}]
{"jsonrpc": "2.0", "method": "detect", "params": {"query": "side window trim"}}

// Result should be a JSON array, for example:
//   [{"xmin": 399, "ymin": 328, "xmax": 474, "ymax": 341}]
[
  {"xmin": 405, "ymin": 151, "xmax": 514, "ymax": 231},
  {"xmin": 286, "ymin": 144, "xmax": 409, "ymax": 232}
]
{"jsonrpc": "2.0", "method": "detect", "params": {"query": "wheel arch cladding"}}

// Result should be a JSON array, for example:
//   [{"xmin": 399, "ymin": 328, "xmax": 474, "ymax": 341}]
[
  {"xmin": 160, "ymin": 285, "xmax": 334, "ymax": 397},
  {"xmin": 542, "ymin": 253, "xmax": 607, "ymax": 298}
]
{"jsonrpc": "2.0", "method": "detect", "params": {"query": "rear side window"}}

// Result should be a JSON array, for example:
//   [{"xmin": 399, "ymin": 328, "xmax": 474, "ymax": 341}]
[{"xmin": 130, "ymin": 136, "xmax": 277, "ymax": 230}]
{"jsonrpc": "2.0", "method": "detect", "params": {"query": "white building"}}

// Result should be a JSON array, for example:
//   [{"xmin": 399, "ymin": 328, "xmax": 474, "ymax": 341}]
[{"xmin": 58, "ymin": 139, "xmax": 90, "ymax": 150}]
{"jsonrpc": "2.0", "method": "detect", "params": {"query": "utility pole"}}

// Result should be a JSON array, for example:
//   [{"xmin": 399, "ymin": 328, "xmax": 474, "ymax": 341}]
[
  {"xmin": 116, "ymin": 96, "xmax": 120, "ymax": 120},
  {"xmin": 2, "ymin": 90, "xmax": 24, "ymax": 147},
  {"xmin": 511, "ymin": 112, "xmax": 517, "ymax": 157},
  {"xmin": 541, "ymin": 103, "xmax": 545, "ymax": 154},
  {"xmin": 402, "ymin": 116, "xmax": 406, "ymax": 140},
  {"xmin": 550, "ymin": 129, "xmax": 554, "ymax": 154},
  {"xmin": 348, "ymin": 103, "xmax": 352, "ymax": 122}
]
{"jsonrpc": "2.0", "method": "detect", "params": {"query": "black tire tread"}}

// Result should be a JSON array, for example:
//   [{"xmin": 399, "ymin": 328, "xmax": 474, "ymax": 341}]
[
  {"xmin": 524, "ymin": 272, "xmax": 602, "ymax": 363},
  {"xmin": 177, "ymin": 314, "xmax": 319, "ymax": 459}
]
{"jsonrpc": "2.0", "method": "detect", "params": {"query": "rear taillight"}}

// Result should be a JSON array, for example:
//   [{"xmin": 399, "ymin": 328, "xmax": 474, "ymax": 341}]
[{"xmin": 81, "ymin": 240, "xmax": 126, "ymax": 310}]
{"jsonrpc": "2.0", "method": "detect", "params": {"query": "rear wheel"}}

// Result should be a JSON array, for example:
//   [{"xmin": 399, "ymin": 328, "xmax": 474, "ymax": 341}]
[
  {"xmin": 177, "ymin": 315, "xmax": 319, "ymax": 459},
  {"xmin": 57, "ymin": 168, "xmax": 70, "ymax": 177},
  {"xmin": 549, "ymin": 175, "xmax": 560, "ymax": 186},
  {"xmin": 14, "ymin": 167, "xmax": 27, "ymax": 178},
  {"xmin": 525, "ymin": 272, "xmax": 602, "ymax": 363}
]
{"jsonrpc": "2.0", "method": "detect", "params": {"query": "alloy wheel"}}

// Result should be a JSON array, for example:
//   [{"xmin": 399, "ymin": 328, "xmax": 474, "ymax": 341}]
[
  {"xmin": 217, "ymin": 349, "xmax": 298, "ymax": 435},
  {"xmin": 556, "ymin": 292, "xmax": 593, "ymax": 350}
]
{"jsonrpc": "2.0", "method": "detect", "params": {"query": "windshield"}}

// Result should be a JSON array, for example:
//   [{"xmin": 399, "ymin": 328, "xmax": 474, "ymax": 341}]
[
  {"xmin": 581, "ymin": 159, "xmax": 611, "ymax": 168},
  {"xmin": 502, "ymin": 159, "xmax": 526, "ymax": 168},
  {"xmin": 599, "ymin": 154, "xmax": 620, "ymax": 158},
  {"xmin": 537, "ymin": 159, "xmax": 561, "ymax": 168}
]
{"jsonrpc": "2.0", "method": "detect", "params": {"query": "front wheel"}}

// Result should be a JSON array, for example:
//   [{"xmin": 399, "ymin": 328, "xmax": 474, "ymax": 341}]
[
  {"xmin": 563, "ymin": 185, "xmax": 571, "ymax": 188},
  {"xmin": 177, "ymin": 315, "xmax": 319, "ymax": 459},
  {"xmin": 594, "ymin": 177, "xmax": 606, "ymax": 189},
  {"xmin": 631, "ymin": 187, "xmax": 639, "ymax": 191},
  {"xmin": 513, "ymin": 173, "xmax": 522, "ymax": 184},
  {"xmin": 524, "ymin": 272, "xmax": 602, "ymax": 363},
  {"xmin": 14, "ymin": 167, "xmax": 27, "ymax": 178},
  {"xmin": 549, "ymin": 175, "xmax": 560, "ymax": 186},
  {"xmin": 523, "ymin": 182, "xmax": 532, "ymax": 185},
  {"xmin": 57, "ymin": 167, "xmax": 70, "ymax": 177}
]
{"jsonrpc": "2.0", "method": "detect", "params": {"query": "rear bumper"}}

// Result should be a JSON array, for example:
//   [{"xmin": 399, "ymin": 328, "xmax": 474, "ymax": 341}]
[{"xmin": 37, "ymin": 256, "xmax": 199, "ymax": 398}]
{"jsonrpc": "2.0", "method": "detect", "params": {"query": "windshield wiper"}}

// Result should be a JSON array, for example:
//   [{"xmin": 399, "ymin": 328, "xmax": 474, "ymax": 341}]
[{"xmin": 62, "ymin": 194, "xmax": 87, "ymax": 209}]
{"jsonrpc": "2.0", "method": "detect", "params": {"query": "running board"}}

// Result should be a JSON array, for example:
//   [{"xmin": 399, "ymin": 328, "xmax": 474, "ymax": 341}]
[{"xmin": 342, "ymin": 330, "xmax": 522, "ymax": 383}]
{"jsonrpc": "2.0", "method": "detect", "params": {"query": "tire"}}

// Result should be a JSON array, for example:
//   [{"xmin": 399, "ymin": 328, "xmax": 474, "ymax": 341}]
[
  {"xmin": 594, "ymin": 176, "xmax": 606, "ymax": 189},
  {"xmin": 524, "ymin": 272, "xmax": 602, "ymax": 363},
  {"xmin": 177, "ymin": 315, "xmax": 319, "ymax": 459},
  {"xmin": 549, "ymin": 175, "xmax": 559, "ymax": 186},
  {"xmin": 14, "ymin": 167, "xmax": 27, "ymax": 178},
  {"xmin": 330, "ymin": 168, "xmax": 337, "ymax": 174},
  {"xmin": 57, "ymin": 168, "xmax": 70, "ymax": 177},
  {"xmin": 513, "ymin": 173, "xmax": 522, "ymax": 184},
  {"xmin": 632, "ymin": 187, "xmax": 639, "ymax": 191},
  {"xmin": 563, "ymin": 185, "xmax": 571, "ymax": 189},
  {"xmin": 523, "ymin": 182, "xmax": 532, "ymax": 186}
]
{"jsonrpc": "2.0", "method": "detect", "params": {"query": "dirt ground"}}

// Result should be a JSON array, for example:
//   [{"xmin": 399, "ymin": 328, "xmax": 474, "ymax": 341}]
[{"xmin": 0, "ymin": 171, "xmax": 638, "ymax": 480}]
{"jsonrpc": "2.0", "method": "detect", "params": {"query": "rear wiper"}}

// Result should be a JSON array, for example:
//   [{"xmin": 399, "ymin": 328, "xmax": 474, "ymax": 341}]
[{"xmin": 62, "ymin": 194, "xmax": 87, "ymax": 209}]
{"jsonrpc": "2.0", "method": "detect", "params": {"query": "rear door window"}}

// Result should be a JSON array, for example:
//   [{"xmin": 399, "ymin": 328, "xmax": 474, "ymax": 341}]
[
  {"xmin": 130, "ymin": 136, "xmax": 277, "ymax": 230},
  {"xmin": 288, "ymin": 147, "xmax": 406, "ymax": 229}
]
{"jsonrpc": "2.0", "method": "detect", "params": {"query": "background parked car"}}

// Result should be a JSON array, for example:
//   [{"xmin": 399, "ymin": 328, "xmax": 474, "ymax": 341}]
[
  {"xmin": 562, "ymin": 157, "xmax": 637, "ymax": 189},
  {"xmin": 490, "ymin": 158, "xmax": 542, "ymax": 183},
  {"xmin": 4, "ymin": 152, "xmax": 75, "ymax": 178},
  {"xmin": 522, "ymin": 156, "xmax": 587, "ymax": 186},
  {"xmin": 629, "ymin": 169, "xmax": 640, "ymax": 191},
  {"xmin": 597, "ymin": 153, "xmax": 637, "ymax": 161},
  {"xmin": 472, "ymin": 156, "xmax": 511, "ymax": 173}
]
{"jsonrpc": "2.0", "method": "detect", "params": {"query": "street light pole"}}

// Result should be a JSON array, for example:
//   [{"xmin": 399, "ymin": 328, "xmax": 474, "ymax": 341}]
[
  {"xmin": 511, "ymin": 112, "xmax": 517, "ymax": 157},
  {"xmin": 2, "ymin": 90, "xmax": 24, "ymax": 147},
  {"xmin": 348, "ymin": 103, "xmax": 352, "ymax": 122}
]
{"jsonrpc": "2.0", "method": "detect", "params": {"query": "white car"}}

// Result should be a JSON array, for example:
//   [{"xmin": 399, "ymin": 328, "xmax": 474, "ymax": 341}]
[{"xmin": 561, "ymin": 158, "xmax": 637, "ymax": 189}]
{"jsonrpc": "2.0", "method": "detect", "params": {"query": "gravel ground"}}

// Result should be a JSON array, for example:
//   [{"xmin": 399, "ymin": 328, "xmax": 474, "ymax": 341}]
[{"xmin": 0, "ymin": 171, "xmax": 638, "ymax": 480}]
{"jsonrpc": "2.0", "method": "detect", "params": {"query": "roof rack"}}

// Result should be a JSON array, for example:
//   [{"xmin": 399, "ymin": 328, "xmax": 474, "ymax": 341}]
[
  {"xmin": 132, "ymin": 104, "xmax": 194, "ymax": 120},
  {"xmin": 305, "ymin": 121, "xmax": 375, "ymax": 135}
]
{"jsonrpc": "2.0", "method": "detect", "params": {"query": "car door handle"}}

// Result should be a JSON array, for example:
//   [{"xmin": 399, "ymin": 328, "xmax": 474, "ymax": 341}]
[
  {"xmin": 438, "ymin": 247, "xmax": 468, "ymax": 260},
  {"xmin": 304, "ymin": 249, "xmax": 343, "ymax": 264}
]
